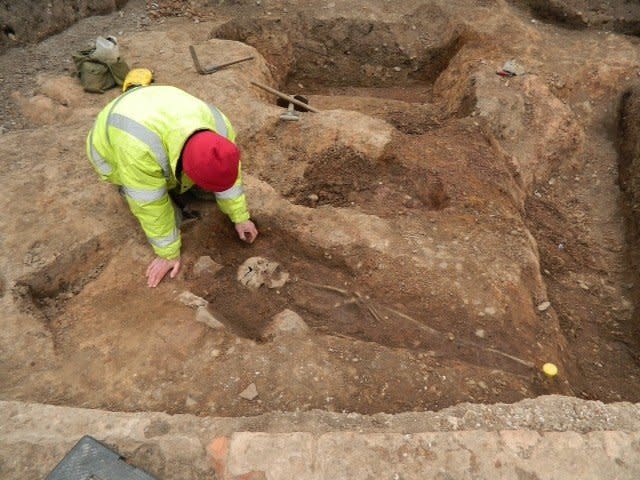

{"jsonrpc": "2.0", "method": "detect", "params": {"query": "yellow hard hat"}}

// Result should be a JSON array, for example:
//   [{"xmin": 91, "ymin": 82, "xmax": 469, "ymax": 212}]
[{"xmin": 122, "ymin": 68, "xmax": 154, "ymax": 92}]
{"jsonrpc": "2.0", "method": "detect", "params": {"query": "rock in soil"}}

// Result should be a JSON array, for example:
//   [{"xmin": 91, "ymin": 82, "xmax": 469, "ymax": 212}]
[
  {"xmin": 239, "ymin": 383, "xmax": 259, "ymax": 401},
  {"xmin": 193, "ymin": 255, "xmax": 224, "ymax": 278},
  {"xmin": 178, "ymin": 291, "xmax": 208, "ymax": 308},
  {"xmin": 195, "ymin": 306, "xmax": 224, "ymax": 330},
  {"xmin": 262, "ymin": 309, "xmax": 310, "ymax": 340},
  {"xmin": 537, "ymin": 301, "xmax": 551, "ymax": 312}
]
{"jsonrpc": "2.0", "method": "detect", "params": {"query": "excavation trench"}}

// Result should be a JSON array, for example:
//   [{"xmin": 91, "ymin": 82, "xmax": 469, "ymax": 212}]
[
  {"xmin": 616, "ymin": 86, "xmax": 640, "ymax": 345},
  {"xmin": 188, "ymin": 217, "xmax": 534, "ymax": 376},
  {"xmin": 213, "ymin": 14, "xmax": 466, "ymax": 134},
  {"xmin": 10, "ymin": 204, "xmax": 546, "ymax": 416},
  {"xmin": 5, "ymin": 12, "xmax": 640, "ymax": 416},
  {"xmin": 6, "ymin": 34, "xmax": 579, "ymax": 414}
]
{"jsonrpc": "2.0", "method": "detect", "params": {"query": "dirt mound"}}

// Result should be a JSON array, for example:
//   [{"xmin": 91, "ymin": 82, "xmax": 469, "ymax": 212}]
[{"xmin": 286, "ymin": 146, "xmax": 449, "ymax": 212}]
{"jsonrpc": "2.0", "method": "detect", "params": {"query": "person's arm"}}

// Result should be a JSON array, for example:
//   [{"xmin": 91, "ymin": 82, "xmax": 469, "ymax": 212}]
[
  {"xmin": 214, "ymin": 162, "xmax": 258, "ymax": 243},
  {"xmin": 120, "ymin": 160, "xmax": 182, "ymax": 286}
]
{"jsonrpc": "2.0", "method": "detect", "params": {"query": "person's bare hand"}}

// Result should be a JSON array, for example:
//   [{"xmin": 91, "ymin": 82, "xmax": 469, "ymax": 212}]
[
  {"xmin": 235, "ymin": 220, "xmax": 258, "ymax": 244},
  {"xmin": 146, "ymin": 256, "xmax": 181, "ymax": 288}
]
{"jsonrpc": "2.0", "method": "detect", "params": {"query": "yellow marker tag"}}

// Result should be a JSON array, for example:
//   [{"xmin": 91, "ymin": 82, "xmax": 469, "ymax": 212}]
[{"xmin": 542, "ymin": 363, "xmax": 558, "ymax": 378}]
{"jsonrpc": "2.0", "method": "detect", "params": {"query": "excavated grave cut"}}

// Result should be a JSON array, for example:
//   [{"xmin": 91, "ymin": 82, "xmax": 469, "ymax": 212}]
[{"xmin": 9, "ymin": 209, "xmax": 539, "ymax": 416}]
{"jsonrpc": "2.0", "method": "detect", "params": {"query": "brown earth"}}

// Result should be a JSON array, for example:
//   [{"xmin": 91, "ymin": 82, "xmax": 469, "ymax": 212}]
[
  {"xmin": 509, "ymin": 0, "xmax": 640, "ymax": 34},
  {"xmin": 0, "ymin": 0, "xmax": 129, "ymax": 52},
  {"xmin": 1, "ymin": 0, "xmax": 640, "ymax": 417}
]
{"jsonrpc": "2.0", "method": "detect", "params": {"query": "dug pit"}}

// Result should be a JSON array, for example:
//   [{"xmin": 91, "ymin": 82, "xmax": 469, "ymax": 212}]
[{"xmin": 3, "ymin": 3, "xmax": 640, "ymax": 418}]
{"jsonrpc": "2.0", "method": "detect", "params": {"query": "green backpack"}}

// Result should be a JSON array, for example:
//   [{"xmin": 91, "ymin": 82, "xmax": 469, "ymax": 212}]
[{"xmin": 72, "ymin": 49, "xmax": 130, "ymax": 94}]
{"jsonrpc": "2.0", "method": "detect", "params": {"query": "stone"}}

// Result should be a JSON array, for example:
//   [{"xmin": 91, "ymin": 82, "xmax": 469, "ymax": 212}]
[
  {"xmin": 178, "ymin": 291, "xmax": 208, "ymax": 308},
  {"xmin": 475, "ymin": 329, "xmax": 486, "ymax": 339},
  {"xmin": 235, "ymin": 471, "xmax": 267, "ymax": 480},
  {"xmin": 5, "ymin": 399, "xmax": 640, "ymax": 479},
  {"xmin": 208, "ymin": 436, "xmax": 231, "ymax": 479},
  {"xmin": 185, "ymin": 396, "xmax": 197, "ymax": 407},
  {"xmin": 537, "ymin": 301, "xmax": 551, "ymax": 312},
  {"xmin": 143, "ymin": 419, "xmax": 171, "ymax": 438},
  {"xmin": 263, "ymin": 309, "xmax": 310, "ymax": 339},
  {"xmin": 501, "ymin": 59, "xmax": 525, "ymax": 76},
  {"xmin": 237, "ymin": 257, "xmax": 289, "ymax": 290},
  {"xmin": 239, "ymin": 383, "xmax": 259, "ymax": 401},
  {"xmin": 195, "ymin": 306, "xmax": 224, "ymax": 330},
  {"xmin": 193, "ymin": 255, "xmax": 223, "ymax": 277}
]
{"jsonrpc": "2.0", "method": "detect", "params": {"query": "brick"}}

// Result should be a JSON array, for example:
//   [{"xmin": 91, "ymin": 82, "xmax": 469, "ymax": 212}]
[{"xmin": 208, "ymin": 436, "xmax": 230, "ymax": 479}]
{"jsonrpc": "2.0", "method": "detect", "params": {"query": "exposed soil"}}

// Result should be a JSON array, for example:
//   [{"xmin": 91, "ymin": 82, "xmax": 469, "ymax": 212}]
[
  {"xmin": 286, "ymin": 145, "xmax": 449, "ymax": 212},
  {"xmin": 211, "ymin": 9, "xmax": 465, "ymax": 88},
  {"xmin": 0, "ymin": 0, "xmax": 129, "ymax": 53},
  {"xmin": 2, "ymin": 0, "xmax": 640, "ymax": 417},
  {"xmin": 509, "ymin": 0, "xmax": 640, "ymax": 34},
  {"xmin": 0, "ymin": 0, "xmax": 148, "ymax": 131}
]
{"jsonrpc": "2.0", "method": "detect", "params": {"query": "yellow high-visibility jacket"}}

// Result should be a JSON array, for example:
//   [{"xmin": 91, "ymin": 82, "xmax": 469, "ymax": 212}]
[{"xmin": 86, "ymin": 85, "xmax": 249, "ymax": 260}]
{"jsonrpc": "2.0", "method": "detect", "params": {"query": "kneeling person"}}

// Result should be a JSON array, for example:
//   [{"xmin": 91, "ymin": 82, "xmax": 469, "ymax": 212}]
[{"xmin": 86, "ymin": 81, "xmax": 258, "ymax": 287}]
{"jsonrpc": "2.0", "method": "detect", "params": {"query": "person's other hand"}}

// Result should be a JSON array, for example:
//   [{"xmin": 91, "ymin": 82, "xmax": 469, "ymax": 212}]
[
  {"xmin": 146, "ymin": 256, "xmax": 181, "ymax": 288},
  {"xmin": 235, "ymin": 220, "xmax": 258, "ymax": 244}
]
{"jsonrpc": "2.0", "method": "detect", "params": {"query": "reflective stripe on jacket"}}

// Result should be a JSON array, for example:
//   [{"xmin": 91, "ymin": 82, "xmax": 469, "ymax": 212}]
[{"xmin": 86, "ymin": 85, "xmax": 249, "ymax": 259}]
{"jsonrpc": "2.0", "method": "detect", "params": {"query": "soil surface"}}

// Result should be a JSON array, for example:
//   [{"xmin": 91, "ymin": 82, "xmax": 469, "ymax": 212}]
[
  {"xmin": 1, "ymin": 0, "xmax": 640, "ymax": 417},
  {"xmin": 510, "ymin": 0, "xmax": 640, "ymax": 33}
]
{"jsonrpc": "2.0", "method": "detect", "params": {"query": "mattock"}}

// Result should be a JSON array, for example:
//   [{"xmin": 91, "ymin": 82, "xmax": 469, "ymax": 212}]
[
  {"xmin": 276, "ymin": 94, "xmax": 310, "ymax": 121},
  {"xmin": 250, "ymin": 81, "xmax": 320, "ymax": 121},
  {"xmin": 189, "ymin": 45, "xmax": 254, "ymax": 75}
]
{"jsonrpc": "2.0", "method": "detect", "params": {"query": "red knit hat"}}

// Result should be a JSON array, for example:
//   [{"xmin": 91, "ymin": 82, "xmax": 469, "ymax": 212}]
[{"xmin": 182, "ymin": 130, "xmax": 240, "ymax": 192}]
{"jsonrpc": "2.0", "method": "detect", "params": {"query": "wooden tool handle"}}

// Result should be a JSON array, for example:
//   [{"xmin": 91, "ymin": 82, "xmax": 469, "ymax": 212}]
[{"xmin": 250, "ymin": 81, "xmax": 320, "ymax": 113}]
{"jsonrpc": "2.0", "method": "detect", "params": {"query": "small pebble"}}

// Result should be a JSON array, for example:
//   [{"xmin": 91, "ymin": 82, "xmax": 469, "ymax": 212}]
[
  {"xmin": 537, "ymin": 301, "xmax": 551, "ymax": 312},
  {"xmin": 239, "ymin": 383, "xmax": 259, "ymax": 401}
]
